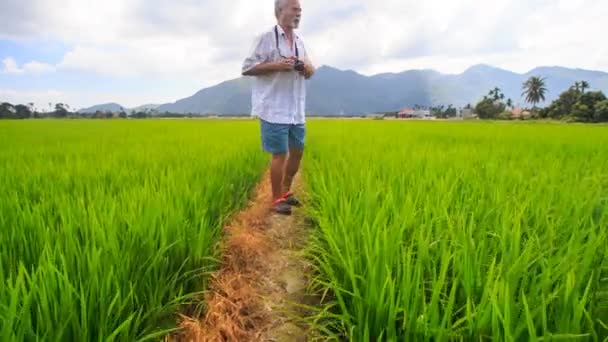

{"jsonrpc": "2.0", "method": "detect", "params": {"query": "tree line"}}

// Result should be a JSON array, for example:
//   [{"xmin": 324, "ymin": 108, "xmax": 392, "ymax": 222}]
[
  {"xmin": 475, "ymin": 77, "xmax": 608, "ymax": 122},
  {"xmin": 0, "ymin": 103, "xmax": 85, "ymax": 119},
  {"xmin": 0, "ymin": 104, "xmax": 225, "ymax": 120}
]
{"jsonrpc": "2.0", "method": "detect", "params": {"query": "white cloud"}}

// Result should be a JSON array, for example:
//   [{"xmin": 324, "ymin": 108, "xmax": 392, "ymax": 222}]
[
  {"xmin": 23, "ymin": 60, "xmax": 56, "ymax": 73},
  {"xmin": 303, "ymin": 0, "xmax": 608, "ymax": 74},
  {"xmin": 1, "ymin": 58, "xmax": 22, "ymax": 74},
  {"xmin": 0, "ymin": 87, "xmax": 171, "ymax": 111},
  {"xmin": 0, "ymin": 89, "xmax": 67, "ymax": 110},
  {"xmin": 1, "ymin": 57, "xmax": 56, "ymax": 74},
  {"xmin": 1, "ymin": 0, "xmax": 607, "ymax": 106},
  {"xmin": 3, "ymin": 0, "xmax": 607, "ymax": 76}
]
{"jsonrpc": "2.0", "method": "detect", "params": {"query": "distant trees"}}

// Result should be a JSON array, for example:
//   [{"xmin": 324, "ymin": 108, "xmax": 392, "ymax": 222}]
[
  {"xmin": 430, "ymin": 104, "xmax": 457, "ymax": 118},
  {"xmin": 430, "ymin": 105, "xmax": 458, "ymax": 119},
  {"xmin": 1, "ymin": 104, "xmax": 23, "ymax": 118},
  {"xmin": 15, "ymin": 104, "xmax": 33, "ymax": 118},
  {"xmin": 0, "ymin": 103, "xmax": 17, "ymax": 119},
  {"xmin": 53, "ymin": 103, "xmax": 69, "ymax": 118},
  {"xmin": 595, "ymin": 99, "xmax": 608, "ymax": 122},
  {"xmin": 0, "ymin": 101, "xmax": 215, "ymax": 120},
  {"xmin": 475, "ymin": 87, "xmax": 507, "ymax": 119},
  {"xmin": 0, "ymin": 103, "xmax": 33, "ymax": 119},
  {"xmin": 0, "ymin": 101, "xmax": 141, "ymax": 120},
  {"xmin": 130, "ymin": 111, "xmax": 151, "ymax": 119},
  {"xmin": 574, "ymin": 80, "xmax": 590, "ymax": 94},
  {"xmin": 475, "ymin": 98, "xmax": 505, "ymax": 119},
  {"xmin": 444, "ymin": 105, "xmax": 457, "ymax": 117},
  {"xmin": 472, "ymin": 77, "xmax": 607, "ymax": 123},
  {"xmin": 488, "ymin": 87, "xmax": 505, "ymax": 102},
  {"xmin": 540, "ymin": 81, "xmax": 607, "ymax": 122}
]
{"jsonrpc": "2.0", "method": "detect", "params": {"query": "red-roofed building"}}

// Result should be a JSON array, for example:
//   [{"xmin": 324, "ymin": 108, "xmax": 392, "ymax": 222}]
[
  {"xmin": 398, "ymin": 109, "xmax": 415, "ymax": 118},
  {"xmin": 511, "ymin": 107, "xmax": 523, "ymax": 117}
]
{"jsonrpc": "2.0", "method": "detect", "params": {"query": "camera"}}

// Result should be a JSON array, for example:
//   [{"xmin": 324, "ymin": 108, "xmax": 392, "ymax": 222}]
[{"xmin": 294, "ymin": 60, "xmax": 305, "ymax": 72}]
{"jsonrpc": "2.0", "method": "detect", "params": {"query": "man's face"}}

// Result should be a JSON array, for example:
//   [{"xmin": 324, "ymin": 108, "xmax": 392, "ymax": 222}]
[{"xmin": 279, "ymin": 0, "xmax": 302, "ymax": 29}]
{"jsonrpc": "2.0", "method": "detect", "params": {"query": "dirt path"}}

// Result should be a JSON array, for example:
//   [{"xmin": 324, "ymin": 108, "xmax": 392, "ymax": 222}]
[{"xmin": 170, "ymin": 170, "xmax": 314, "ymax": 341}]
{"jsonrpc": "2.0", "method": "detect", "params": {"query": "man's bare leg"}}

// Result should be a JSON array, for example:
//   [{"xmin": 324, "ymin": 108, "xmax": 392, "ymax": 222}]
[
  {"xmin": 271, "ymin": 153, "xmax": 287, "ymax": 201},
  {"xmin": 282, "ymin": 148, "xmax": 303, "ymax": 194}
]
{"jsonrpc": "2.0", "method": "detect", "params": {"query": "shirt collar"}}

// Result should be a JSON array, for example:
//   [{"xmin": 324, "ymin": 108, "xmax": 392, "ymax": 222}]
[{"xmin": 275, "ymin": 25, "xmax": 299, "ymax": 40}]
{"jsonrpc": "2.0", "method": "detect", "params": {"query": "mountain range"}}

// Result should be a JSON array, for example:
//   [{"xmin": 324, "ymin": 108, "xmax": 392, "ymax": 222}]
[{"xmin": 78, "ymin": 64, "xmax": 608, "ymax": 116}]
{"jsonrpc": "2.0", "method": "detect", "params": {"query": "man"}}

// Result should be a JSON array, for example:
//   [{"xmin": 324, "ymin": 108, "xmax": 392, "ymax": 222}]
[{"xmin": 241, "ymin": 0, "xmax": 315, "ymax": 215}]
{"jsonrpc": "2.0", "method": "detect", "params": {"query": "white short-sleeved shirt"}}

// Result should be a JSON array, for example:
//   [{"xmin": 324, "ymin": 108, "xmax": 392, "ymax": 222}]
[{"xmin": 242, "ymin": 25, "xmax": 308, "ymax": 125}]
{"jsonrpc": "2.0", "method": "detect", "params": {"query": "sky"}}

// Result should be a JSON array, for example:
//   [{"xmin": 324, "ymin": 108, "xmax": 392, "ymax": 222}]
[{"xmin": 0, "ymin": 0, "xmax": 606, "ymax": 110}]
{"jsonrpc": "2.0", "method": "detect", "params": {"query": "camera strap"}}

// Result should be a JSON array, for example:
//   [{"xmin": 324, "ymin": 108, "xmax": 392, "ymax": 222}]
[{"xmin": 275, "ymin": 26, "xmax": 299, "ymax": 59}]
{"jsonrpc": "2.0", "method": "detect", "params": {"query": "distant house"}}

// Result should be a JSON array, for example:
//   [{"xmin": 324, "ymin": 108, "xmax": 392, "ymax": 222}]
[
  {"xmin": 398, "ymin": 109, "xmax": 415, "ymax": 118},
  {"xmin": 510, "ymin": 107, "xmax": 531, "ymax": 118},
  {"xmin": 414, "ymin": 109, "xmax": 432, "ymax": 118},
  {"xmin": 398, "ymin": 108, "xmax": 432, "ymax": 119},
  {"xmin": 461, "ymin": 108, "xmax": 475, "ymax": 118},
  {"xmin": 366, "ymin": 114, "xmax": 384, "ymax": 120},
  {"xmin": 511, "ymin": 107, "xmax": 523, "ymax": 118}
]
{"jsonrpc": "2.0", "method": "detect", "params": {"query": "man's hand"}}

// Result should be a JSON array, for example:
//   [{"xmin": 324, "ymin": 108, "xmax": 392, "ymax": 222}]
[
  {"xmin": 299, "ymin": 60, "xmax": 315, "ymax": 79},
  {"xmin": 274, "ymin": 58, "xmax": 296, "ymax": 72}
]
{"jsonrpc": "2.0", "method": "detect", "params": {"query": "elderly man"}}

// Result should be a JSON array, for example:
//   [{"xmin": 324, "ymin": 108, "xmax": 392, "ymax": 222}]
[{"xmin": 242, "ymin": 0, "xmax": 315, "ymax": 215}]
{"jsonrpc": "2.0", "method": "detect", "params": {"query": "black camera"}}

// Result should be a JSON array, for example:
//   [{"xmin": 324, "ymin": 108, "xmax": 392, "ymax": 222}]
[{"xmin": 294, "ymin": 60, "xmax": 305, "ymax": 72}]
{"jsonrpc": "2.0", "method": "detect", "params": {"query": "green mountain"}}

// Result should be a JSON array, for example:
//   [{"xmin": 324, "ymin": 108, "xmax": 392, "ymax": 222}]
[{"xmin": 91, "ymin": 65, "xmax": 608, "ymax": 115}]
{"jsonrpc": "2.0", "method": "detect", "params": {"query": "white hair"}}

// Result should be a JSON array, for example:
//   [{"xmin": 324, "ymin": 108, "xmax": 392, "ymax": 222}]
[{"xmin": 275, "ymin": 0, "xmax": 289, "ymax": 18}]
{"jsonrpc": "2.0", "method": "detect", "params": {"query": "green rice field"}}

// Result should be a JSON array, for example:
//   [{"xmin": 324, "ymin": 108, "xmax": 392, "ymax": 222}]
[
  {"xmin": 1, "ymin": 119, "xmax": 607, "ymax": 341},
  {"xmin": 0, "ymin": 120, "xmax": 267, "ymax": 341},
  {"xmin": 303, "ymin": 120, "xmax": 608, "ymax": 341}
]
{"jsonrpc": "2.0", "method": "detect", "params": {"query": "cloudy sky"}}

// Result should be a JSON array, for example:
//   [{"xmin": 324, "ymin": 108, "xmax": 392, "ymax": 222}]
[{"xmin": 1, "ymin": 0, "xmax": 606, "ymax": 110}]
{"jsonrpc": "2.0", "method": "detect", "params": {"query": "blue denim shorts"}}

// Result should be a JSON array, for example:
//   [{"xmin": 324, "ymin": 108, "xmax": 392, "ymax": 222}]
[{"xmin": 260, "ymin": 119, "xmax": 306, "ymax": 154}]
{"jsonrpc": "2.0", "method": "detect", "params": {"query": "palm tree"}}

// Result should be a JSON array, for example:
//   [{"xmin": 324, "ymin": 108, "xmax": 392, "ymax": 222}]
[
  {"xmin": 573, "ymin": 81, "xmax": 581, "ymax": 93},
  {"xmin": 580, "ymin": 81, "xmax": 590, "ymax": 94},
  {"xmin": 506, "ymin": 98, "xmax": 513, "ymax": 109},
  {"xmin": 522, "ymin": 76, "xmax": 548, "ymax": 110},
  {"xmin": 487, "ymin": 87, "xmax": 505, "ymax": 103}
]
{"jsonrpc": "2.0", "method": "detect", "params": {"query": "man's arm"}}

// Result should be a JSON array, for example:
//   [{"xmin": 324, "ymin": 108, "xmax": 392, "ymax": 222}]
[
  {"xmin": 243, "ymin": 59, "xmax": 296, "ymax": 76},
  {"xmin": 297, "ymin": 39, "xmax": 315, "ymax": 79},
  {"xmin": 300, "ymin": 58, "xmax": 315, "ymax": 79}
]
